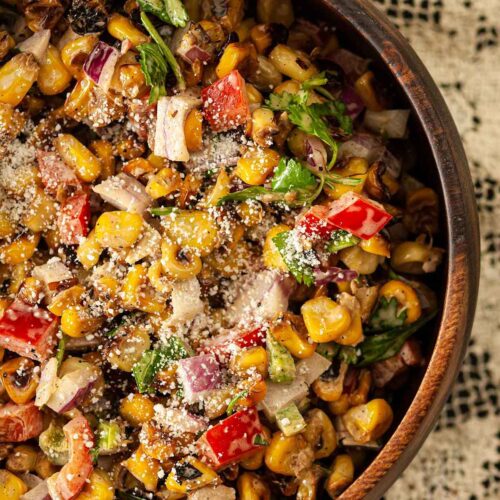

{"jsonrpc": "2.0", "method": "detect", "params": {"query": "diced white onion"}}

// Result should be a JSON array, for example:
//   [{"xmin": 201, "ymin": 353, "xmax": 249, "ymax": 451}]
[
  {"xmin": 364, "ymin": 109, "xmax": 410, "ymax": 139},
  {"xmin": 17, "ymin": 29, "xmax": 51, "ymax": 64}
]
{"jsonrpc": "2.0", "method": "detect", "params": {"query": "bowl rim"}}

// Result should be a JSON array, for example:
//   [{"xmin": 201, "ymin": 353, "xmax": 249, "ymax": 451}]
[{"xmin": 316, "ymin": 1, "xmax": 481, "ymax": 498}]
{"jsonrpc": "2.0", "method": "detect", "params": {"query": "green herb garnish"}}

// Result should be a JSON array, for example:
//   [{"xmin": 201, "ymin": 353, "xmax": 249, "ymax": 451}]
[
  {"xmin": 138, "ymin": 0, "xmax": 170, "ymax": 22},
  {"xmin": 56, "ymin": 333, "xmax": 66, "ymax": 367},
  {"xmin": 271, "ymin": 157, "xmax": 317, "ymax": 192},
  {"xmin": 138, "ymin": 0, "xmax": 188, "ymax": 26},
  {"xmin": 150, "ymin": 206, "xmax": 179, "ymax": 216},
  {"xmin": 137, "ymin": 43, "xmax": 168, "ymax": 104},
  {"xmin": 369, "ymin": 296, "xmax": 408, "ymax": 331},
  {"xmin": 226, "ymin": 390, "xmax": 248, "ymax": 415},
  {"xmin": 253, "ymin": 434, "xmax": 269, "ymax": 446}
]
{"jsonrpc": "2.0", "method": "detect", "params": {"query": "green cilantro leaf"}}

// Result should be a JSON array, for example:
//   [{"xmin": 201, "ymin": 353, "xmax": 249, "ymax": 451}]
[
  {"xmin": 326, "ymin": 229, "xmax": 360, "ymax": 253},
  {"xmin": 311, "ymin": 100, "xmax": 353, "ymax": 135},
  {"xmin": 338, "ymin": 346, "xmax": 359, "ymax": 364},
  {"xmin": 138, "ymin": 0, "xmax": 170, "ymax": 22},
  {"xmin": 226, "ymin": 390, "xmax": 248, "ymax": 415},
  {"xmin": 369, "ymin": 296, "xmax": 408, "ymax": 331},
  {"xmin": 164, "ymin": 0, "xmax": 189, "ymax": 27},
  {"xmin": 137, "ymin": 43, "xmax": 168, "ymax": 104},
  {"xmin": 253, "ymin": 434, "xmax": 269, "ymax": 446},
  {"xmin": 217, "ymin": 187, "xmax": 271, "ymax": 205},
  {"xmin": 271, "ymin": 157, "xmax": 317, "ymax": 192}
]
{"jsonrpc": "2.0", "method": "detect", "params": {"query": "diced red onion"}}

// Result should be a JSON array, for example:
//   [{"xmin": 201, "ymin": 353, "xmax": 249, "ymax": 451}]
[
  {"xmin": 341, "ymin": 86, "xmax": 365, "ymax": 119},
  {"xmin": 20, "ymin": 480, "xmax": 50, "ymax": 500},
  {"xmin": 364, "ymin": 109, "xmax": 410, "ymax": 139},
  {"xmin": 305, "ymin": 136, "xmax": 327, "ymax": 170},
  {"xmin": 35, "ymin": 357, "xmax": 58, "ymax": 408},
  {"xmin": 338, "ymin": 133, "xmax": 385, "ymax": 163},
  {"xmin": 184, "ymin": 46, "xmax": 211, "ymax": 63},
  {"xmin": 92, "ymin": 173, "xmax": 151, "ymax": 214},
  {"xmin": 313, "ymin": 267, "xmax": 358, "ymax": 285},
  {"xmin": 177, "ymin": 355, "xmax": 222, "ymax": 404},
  {"xmin": 329, "ymin": 48, "xmax": 369, "ymax": 81},
  {"xmin": 83, "ymin": 41, "xmax": 120, "ymax": 92},
  {"xmin": 17, "ymin": 29, "xmax": 51, "ymax": 64}
]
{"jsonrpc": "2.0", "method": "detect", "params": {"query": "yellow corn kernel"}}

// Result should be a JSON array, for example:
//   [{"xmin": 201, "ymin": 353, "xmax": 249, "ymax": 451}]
[
  {"xmin": 325, "ymin": 455, "xmax": 354, "ymax": 498},
  {"xmin": 263, "ymin": 224, "xmax": 290, "ymax": 271},
  {"xmin": 162, "ymin": 210, "xmax": 218, "ymax": 256},
  {"xmin": 237, "ymin": 471, "xmax": 271, "ymax": 500},
  {"xmin": 76, "ymin": 469, "xmax": 114, "ymax": 500},
  {"xmin": 120, "ymin": 393, "xmax": 155, "ymax": 426},
  {"xmin": 0, "ymin": 53, "xmax": 39, "ymax": 106},
  {"xmin": 301, "ymin": 296, "xmax": 352, "ymax": 343},
  {"xmin": 235, "ymin": 18, "xmax": 256, "ymax": 42},
  {"xmin": 147, "ymin": 260, "xmax": 173, "ymax": 295},
  {"xmin": 312, "ymin": 362, "xmax": 347, "ymax": 403},
  {"xmin": 21, "ymin": 187, "xmax": 57, "ymax": 233},
  {"xmin": 354, "ymin": 71, "xmax": 384, "ymax": 112},
  {"xmin": 160, "ymin": 240, "xmax": 202, "ymax": 280},
  {"xmin": 94, "ymin": 211, "xmax": 143, "ymax": 249},
  {"xmin": 118, "ymin": 64, "xmax": 147, "ymax": 99},
  {"xmin": 47, "ymin": 285, "xmax": 85, "ymax": 316},
  {"xmin": 342, "ymin": 399, "xmax": 394, "ymax": 443},
  {"xmin": 122, "ymin": 264, "xmax": 166, "ymax": 313},
  {"xmin": 349, "ymin": 370, "xmax": 372, "ymax": 407},
  {"xmin": 244, "ymin": 84, "xmax": 262, "ymax": 106},
  {"xmin": 107, "ymin": 327, "xmax": 151, "ymax": 372},
  {"xmin": 257, "ymin": 0, "xmax": 294, "ymax": 27},
  {"xmin": 271, "ymin": 314, "xmax": 316, "ymax": 359},
  {"xmin": 326, "ymin": 157, "xmax": 368, "ymax": 200},
  {"xmin": 184, "ymin": 108, "xmax": 204, "ymax": 152},
  {"xmin": 0, "ymin": 31, "xmax": 15, "ymax": 60},
  {"xmin": 60, "ymin": 306, "xmax": 102, "ymax": 338},
  {"xmin": 391, "ymin": 240, "xmax": 442, "ymax": 275},
  {"xmin": 145, "ymin": 167, "xmax": 182, "ymax": 199},
  {"xmin": 0, "ymin": 233, "xmax": 40, "ymax": 265},
  {"xmin": 251, "ymin": 107, "xmax": 278, "ymax": 148},
  {"xmin": 0, "ymin": 103, "xmax": 25, "ymax": 141},
  {"xmin": 77, "ymin": 230, "xmax": 103, "ymax": 270},
  {"xmin": 303, "ymin": 409, "xmax": 337, "ymax": 460},
  {"xmin": 0, "ymin": 211, "xmax": 15, "ymax": 239},
  {"xmin": 147, "ymin": 153, "xmax": 168, "ymax": 171},
  {"xmin": 265, "ymin": 432, "xmax": 314, "ymax": 476},
  {"xmin": 165, "ymin": 457, "xmax": 219, "ymax": 494},
  {"xmin": 359, "ymin": 233, "xmax": 391, "ymax": 258},
  {"xmin": 108, "ymin": 14, "xmax": 149, "ymax": 47},
  {"xmin": 231, "ymin": 346, "xmax": 268, "ymax": 378},
  {"xmin": 17, "ymin": 277, "xmax": 44, "ymax": 306},
  {"xmin": 123, "ymin": 446, "xmax": 161, "ymax": 492},
  {"xmin": 274, "ymin": 79, "xmax": 300, "ymax": 95},
  {"xmin": 328, "ymin": 394, "xmax": 351, "ymax": 416},
  {"xmin": 64, "ymin": 77, "xmax": 94, "ymax": 121},
  {"xmin": 335, "ymin": 309, "xmax": 363, "ymax": 346},
  {"xmin": 240, "ymin": 426, "xmax": 271, "ymax": 471},
  {"xmin": 61, "ymin": 35, "xmax": 99, "ymax": 78},
  {"xmin": 234, "ymin": 148, "xmax": 281, "ymax": 186},
  {"xmin": 90, "ymin": 140, "xmax": 116, "ymax": 180},
  {"xmin": 269, "ymin": 44, "xmax": 317, "ymax": 82},
  {"xmin": 379, "ymin": 279, "xmax": 421, "ymax": 324},
  {"xmin": 250, "ymin": 24, "xmax": 273, "ymax": 54},
  {"xmin": 0, "ymin": 298, "xmax": 11, "ymax": 318},
  {"xmin": 54, "ymin": 134, "xmax": 102, "ymax": 182},
  {"xmin": 123, "ymin": 158, "xmax": 155, "ymax": 178},
  {"xmin": 204, "ymin": 168, "xmax": 229, "ymax": 207},
  {"xmin": 7, "ymin": 263, "xmax": 31, "ymax": 295},
  {"xmin": 216, "ymin": 42, "xmax": 250, "ymax": 79},
  {"xmin": 339, "ymin": 245, "xmax": 382, "ymax": 275},
  {"xmin": 37, "ymin": 44, "xmax": 72, "ymax": 96},
  {"xmin": 0, "ymin": 469, "xmax": 27, "ymax": 499}
]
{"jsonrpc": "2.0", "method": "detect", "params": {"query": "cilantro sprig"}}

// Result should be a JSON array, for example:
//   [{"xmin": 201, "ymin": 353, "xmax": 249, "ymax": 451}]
[
  {"xmin": 369, "ymin": 296, "xmax": 408, "ymax": 331},
  {"xmin": 138, "ymin": 0, "xmax": 188, "ymax": 27},
  {"xmin": 137, "ymin": 43, "xmax": 168, "ymax": 104}
]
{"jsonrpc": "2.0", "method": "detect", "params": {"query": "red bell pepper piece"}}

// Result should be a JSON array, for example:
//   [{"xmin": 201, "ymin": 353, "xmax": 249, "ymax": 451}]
[
  {"xmin": 296, "ymin": 205, "xmax": 337, "ymax": 239},
  {"xmin": 201, "ymin": 70, "xmax": 251, "ymax": 132},
  {"xmin": 198, "ymin": 407, "xmax": 264, "ymax": 468},
  {"xmin": 235, "ymin": 325, "xmax": 267, "ymax": 349},
  {"xmin": 58, "ymin": 192, "xmax": 91, "ymax": 245},
  {"xmin": 0, "ymin": 401, "xmax": 44, "ymax": 442},
  {"xmin": 0, "ymin": 300, "xmax": 58, "ymax": 362},
  {"xmin": 37, "ymin": 150, "xmax": 82, "ymax": 197}
]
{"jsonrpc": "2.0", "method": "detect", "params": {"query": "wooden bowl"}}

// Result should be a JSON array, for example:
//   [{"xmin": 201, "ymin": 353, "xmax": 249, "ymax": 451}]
[{"xmin": 298, "ymin": 0, "xmax": 481, "ymax": 497}]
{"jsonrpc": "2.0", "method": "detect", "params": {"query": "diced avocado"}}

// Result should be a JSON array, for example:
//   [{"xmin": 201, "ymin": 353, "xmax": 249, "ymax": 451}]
[
  {"xmin": 275, "ymin": 403, "xmax": 306, "ymax": 436},
  {"xmin": 39, "ymin": 421, "xmax": 69, "ymax": 465},
  {"xmin": 97, "ymin": 421, "xmax": 125, "ymax": 455},
  {"xmin": 267, "ymin": 332, "xmax": 295, "ymax": 383}
]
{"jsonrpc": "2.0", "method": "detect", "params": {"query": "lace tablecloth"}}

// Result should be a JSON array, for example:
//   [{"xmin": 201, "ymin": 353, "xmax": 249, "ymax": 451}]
[{"xmin": 370, "ymin": 1, "xmax": 500, "ymax": 499}]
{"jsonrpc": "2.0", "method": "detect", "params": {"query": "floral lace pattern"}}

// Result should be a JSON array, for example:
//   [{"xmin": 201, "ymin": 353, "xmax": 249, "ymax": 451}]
[{"xmin": 372, "ymin": 1, "xmax": 500, "ymax": 498}]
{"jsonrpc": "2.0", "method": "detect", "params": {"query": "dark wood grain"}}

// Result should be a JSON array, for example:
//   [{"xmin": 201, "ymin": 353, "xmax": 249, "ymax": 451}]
[{"xmin": 303, "ymin": 1, "xmax": 481, "ymax": 498}]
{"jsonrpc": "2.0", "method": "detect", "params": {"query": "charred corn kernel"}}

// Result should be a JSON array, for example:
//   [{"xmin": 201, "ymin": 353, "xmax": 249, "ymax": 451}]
[
  {"xmin": 34, "ymin": 454, "xmax": 57, "ymax": 479},
  {"xmin": 325, "ymin": 455, "xmax": 354, "ymax": 497},
  {"xmin": 335, "ymin": 310, "xmax": 363, "ymax": 346},
  {"xmin": 274, "ymin": 79, "xmax": 300, "ymax": 95},
  {"xmin": 54, "ymin": 134, "xmax": 102, "ymax": 182},
  {"xmin": 250, "ymin": 24, "xmax": 272, "ymax": 54},
  {"xmin": 231, "ymin": 346, "xmax": 268, "ymax": 378},
  {"xmin": 37, "ymin": 45, "xmax": 72, "ymax": 96},
  {"xmin": 271, "ymin": 314, "xmax": 316, "ymax": 359},
  {"xmin": 349, "ymin": 370, "xmax": 372, "ymax": 406},
  {"xmin": 328, "ymin": 394, "xmax": 351, "ymax": 415},
  {"xmin": 122, "ymin": 158, "xmax": 155, "ymax": 178},
  {"xmin": 184, "ymin": 108, "xmax": 203, "ymax": 152},
  {"xmin": 7, "ymin": 263, "xmax": 31, "ymax": 295},
  {"xmin": 0, "ymin": 53, "xmax": 39, "ymax": 106},
  {"xmin": 240, "ymin": 427, "xmax": 271, "ymax": 471},
  {"xmin": 237, "ymin": 200, "xmax": 264, "ymax": 226},
  {"xmin": 234, "ymin": 148, "xmax": 281, "ymax": 186},
  {"xmin": 246, "ymin": 83, "xmax": 263, "ymax": 104},
  {"xmin": 237, "ymin": 471, "xmax": 271, "ymax": 500},
  {"xmin": 94, "ymin": 211, "xmax": 143, "ymax": 249},
  {"xmin": 122, "ymin": 264, "xmax": 166, "ymax": 313},
  {"xmin": 162, "ymin": 210, "xmax": 218, "ymax": 256},
  {"xmin": 118, "ymin": 64, "xmax": 147, "ymax": 99},
  {"xmin": 303, "ymin": 409, "xmax": 337, "ymax": 460},
  {"xmin": 269, "ymin": 44, "xmax": 317, "ymax": 82},
  {"xmin": 6, "ymin": 445, "xmax": 38, "ymax": 473},
  {"xmin": 354, "ymin": 71, "xmax": 384, "ymax": 111},
  {"xmin": 257, "ymin": 0, "xmax": 294, "ymax": 27},
  {"xmin": 64, "ymin": 77, "xmax": 94, "ymax": 121},
  {"xmin": 61, "ymin": 35, "xmax": 99, "ymax": 78},
  {"xmin": 47, "ymin": 285, "xmax": 85, "ymax": 316},
  {"xmin": 61, "ymin": 306, "xmax": 102, "ymax": 338},
  {"xmin": 107, "ymin": 327, "xmax": 151, "ymax": 372},
  {"xmin": 77, "ymin": 230, "xmax": 103, "ymax": 270},
  {"xmin": 0, "ymin": 212, "xmax": 14, "ymax": 239},
  {"xmin": 216, "ymin": 43, "xmax": 250, "ymax": 79},
  {"xmin": 147, "ymin": 260, "xmax": 173, "ymax": 295},
  {"xmin": 379, "ymin": 279, "xmax": 421, "ymax": 324},
  {"xmin": 22, "ymin": 187, "xmax": 57, "ymax": 233},
  {"xmin": 1, "ymin": 357, "xmax": 38, "ymax": 404},
  {"xmin": 108, "ymin": 14, "xmax": 149, "ymax": 47},
  {"xmin": 90, "ymin": 140, "xmax": 116, "ymax": 179},
  {"xmin": 312, "ymin": 362, "xmax": 348, "ymax": 403},
  {"xmin": 251, "ymin": 108, "xmax": 278, "ymax": 147},
  {"xmin": 123, "ymin": 445, "xmax": 161, "ymax": 492},
  {"xmin": 342, "ymin": 399, "xmax": 394, "ymax": 443},
  {"xmin": 120, "ymin": 393, "xmax": 155, "ymax": 426},
  {"xmin": 0, "ymin": 469, "xmax": 27, "ymax": 498},
  {"xmin": 0, "ymin": 233, "xmax": 40, "ymax": 265},
  {"xmin": 17, "ymin": 277, "xmax": 44, "ymax": 306},
  {"xmin": 0, "ymin": 103, "xmax": 25, "ymax": 140},
  {"xmin": 263, "ymin": 224, "xmax": 290, "ymax": 271},
  {"xmin": 160, "ymin": 240, "xmax": 202, "ymax": 280},
  {"xmin": 340, "ymin": 245, "xmax": 382, "ymax": 274},
  {"xmin": 359, "ymin": 233, "xmax": 391, "ymax": 258},
  {"xmin": 76, "ymin": 469, "xmax": 114, "ymax": 500},
  {"xmin": 0, "ymin": 32, "xmax": 15, "ymax": 61},
  {"xmin": 166, "ymin": 457, "xmax": 219, "ymax": 494},
  {"xmin": 145, "ymin": 167, "xmax": 182, "ymax": 199},
  {"xmin": 235, "ymin": 18, "xmax": 256, "ymax": 41},
  {"xmin": 326, "ymin": 157, "xmax": 368, "ymax": 200},
  {"xmin": 391, "ymin": 240, "xmax": 442, "ymax": 275},
  {"xmin": 265, "ymin": 432, "xmax": 314, "ymax": 476},
  {"xmin": 301, "ymin": 297, "xmax": 352, "ymax": 343},
  {"xmin": 205, "ymin": 168, "xmax": 230, "ymax": 207},
  {"xmin": 147, "ymin": 153, "xmax": 167, "ymax": 171}
]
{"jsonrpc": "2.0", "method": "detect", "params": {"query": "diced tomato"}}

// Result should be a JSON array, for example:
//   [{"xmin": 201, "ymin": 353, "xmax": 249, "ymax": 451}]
[
  {"xmin": 37, "ymin": 150, "xmax": 82, "ymax": 197},
  {"xmin": 296, "ymin": 205, "xmax": 337, "ymax": 238},
  {"xmin": 234, "ymin": 326, "xmax": 267, "ymax": 349},
  {"xmin": 0, "ymin": 300, "xmax": 58, "ymax": 362},
  {"xmin": 0, "ymin": 401, "xmax": 44, "ymax": 442},
  {"xmin": 326, "ymin": 192, "xmax": 393, "ymax": 240},
  {"xmin": 198, "ymin": 407, "xmax": 264, "ymax": 468},
  {"xmin": 49, "ymin": 416, "xmax": 94, "ymax": 500},
  {"xmin": 58, "ymin": 192, "xmax": 91, "ymax": 245},
  {"xmin": 201, "ymin": 70, "xmax": 251, "ymax": 132}
]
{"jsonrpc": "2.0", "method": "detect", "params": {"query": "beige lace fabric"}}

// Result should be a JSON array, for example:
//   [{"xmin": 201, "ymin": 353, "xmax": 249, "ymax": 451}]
[{"xmin": 371, "ymin": 1, "xmax": 500, "ymax": 498}]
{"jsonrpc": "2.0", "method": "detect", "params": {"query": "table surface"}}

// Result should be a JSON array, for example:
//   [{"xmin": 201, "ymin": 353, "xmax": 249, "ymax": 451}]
[{"xmin": 370, "ymin": 1, "xmax": 500, "ymax": 499}]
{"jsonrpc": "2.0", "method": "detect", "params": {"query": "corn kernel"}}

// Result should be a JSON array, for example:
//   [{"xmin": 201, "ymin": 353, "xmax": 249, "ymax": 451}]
[
  {"xmin": 234, "ymin": 147, "xmax": 281, "ymax": 185},
  {"xmin": 160, "ymin": 240, "xmax": 202, "ymax": 280},
  {"xmin": 269, "ymin": 45, "xmax": 318, "ymax": 82},
  {"xmin": 184, "ymin": 108, "xmax": 204, "ymax": 152},
  {"xmin": 90, "ymin": 140, "xmax": 116, "ymax": 180},
  {"xmin": 75, "ymin": 469, "xmax": 114, "ymax": 500},
  {"xmin": 122, "ymin": 446, "xmax": 161, "ymax": 492},
  {"xmin": 0, "ymin": 53, "xmax": 39, "ymax": 106},
  {"xmin": 120, "ymin": 393, "xmax": 155, "ymax": 426},
  {"xmin": 342, "ymin": 399, "xmax": 394, "ymax": 443},
  {"xmin": 205, "ymin": 168, "xmax": 230, "ymax": 207},
  {"xmin": 37, "ymin": 44, "xmax": 72, "ymax": 96},
  {"xmin": 21, "ymin": 187, "xmax": 57, "ymax": 233},
  {"xmin": 231, "ymin": 346, "xmax": 268, "ymax": 378},
  {"xmin": 245, "ymin": 83, "xmax": 263, "ymax": 104},
  {"xmin": 325, "ymin": 455, "xmax": 354, "ymax": 497},
  {"xmin": 265, "ymin": 432, "xmax": 314, "ymax": 476},
  {"xmin": 271, "ymin": 313, "xmax": 316, "ymax": 359},
  {"xmin": 61, "ymin": 35, "xmax": 99, "ymax": 78},
  {"xmin": 326, "ymin": 157, "xmax": 368, "ymax": 200},
  {"xmin": 263, "ymin": 224, "xmax": 290, "ymax": 271},
  {"xmin": 108, "ymin": 14, "xmax": 149, "ymax": 47},
  {"xmin": 216, "ymin": 43, "xmax": 251, "ymax": 79},
  {"xmin": 379, "ymin": 279, "xmax": 421, "ymax": 324},
  {"xmin": 76, "ymin": 230, "xmax": 103, "ymax": 270},
  {"xmin": 0, "ymin": 469, "xmax": 27, "ymax": 499},
  {"xmin": 48, "ymin": 285, "xmax": 85, "ymax": 316},
  {"xmin": 354, "ymin": 71, "xmax": 384, "ymax": 112},
  {"xmin": 60, "ymin": 306, "xmax": 102, "ymax": 338},
  {"xmin": 0, "ymin": 233, "xmax": 40, "ymax": 265},
  {"xmin": 94, "ymin": 211, "xmax": 143, "ymax": 249}
]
